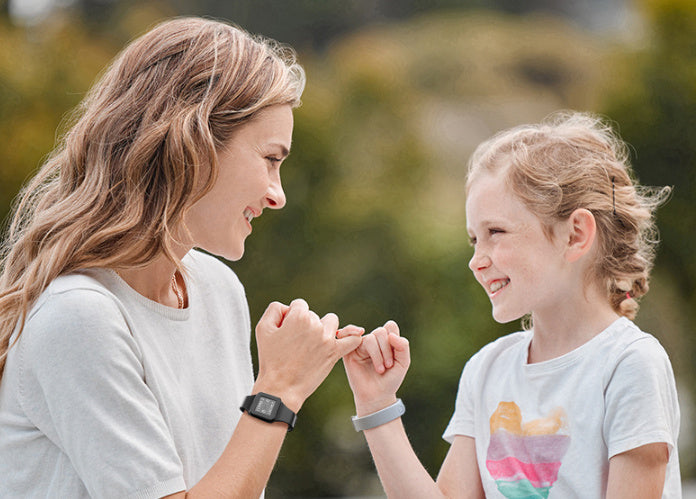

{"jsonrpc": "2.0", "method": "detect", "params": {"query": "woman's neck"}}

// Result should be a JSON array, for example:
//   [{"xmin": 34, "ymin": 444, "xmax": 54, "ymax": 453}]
[{"xmin": 113, "ymin": 251, "xmax": 189, "ymax": 309}]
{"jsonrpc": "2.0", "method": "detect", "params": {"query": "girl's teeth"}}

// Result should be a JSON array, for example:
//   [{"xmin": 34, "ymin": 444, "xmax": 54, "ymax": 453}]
[
  {"xmin": 490, "ymin": 279, "xmax": 510, "ymax": 293},
  {"xmin": 244, "ymin": 210, "xmax": 253, "ymax": 223}
]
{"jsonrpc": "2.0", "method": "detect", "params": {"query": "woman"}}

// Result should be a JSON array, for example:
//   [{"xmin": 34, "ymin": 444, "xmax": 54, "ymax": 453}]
[{"xmin": 0, "ymin": 17, "xmax": 362, "ymax": 498}]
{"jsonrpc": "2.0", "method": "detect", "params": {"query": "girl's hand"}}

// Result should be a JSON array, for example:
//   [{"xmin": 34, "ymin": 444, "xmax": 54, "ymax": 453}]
[
  {"xmin": 340, "ymin": 320, "xmax": 410, "ymax": 415},
  {"xmin": 254, "ymin": 298, "xmax": 364, "ymax": 412}
]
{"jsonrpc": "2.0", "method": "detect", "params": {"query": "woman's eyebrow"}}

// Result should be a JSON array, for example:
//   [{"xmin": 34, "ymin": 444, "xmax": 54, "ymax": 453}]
[{"xmin": 269, "ymin": 143, "xmax": 290, "ymax": 157}]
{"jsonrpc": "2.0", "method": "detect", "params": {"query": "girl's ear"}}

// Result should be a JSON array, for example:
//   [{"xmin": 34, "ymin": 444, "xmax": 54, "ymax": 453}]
[{"xmin": 565, "ymin": 208, "xmax": 597, "ymax": 263}]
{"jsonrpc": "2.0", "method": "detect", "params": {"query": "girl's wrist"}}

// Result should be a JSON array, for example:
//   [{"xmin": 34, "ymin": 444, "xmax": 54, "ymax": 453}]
[{"xmin": 354, "ymin": 395, "xmax": 398, "ymax": 417}]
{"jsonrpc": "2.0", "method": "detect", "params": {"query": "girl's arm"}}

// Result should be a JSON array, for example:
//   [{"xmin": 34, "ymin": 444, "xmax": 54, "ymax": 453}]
[
  {"xmin": 167, "ymin": 299, "xmax": 364, "ymax": 498},
  {"xmin": 342, "ymin": 322, "xmax": 484, "ymax": 499},
  {"xmin": 606, "ymin": 442, "xmax": 669, "ymax": 499}
]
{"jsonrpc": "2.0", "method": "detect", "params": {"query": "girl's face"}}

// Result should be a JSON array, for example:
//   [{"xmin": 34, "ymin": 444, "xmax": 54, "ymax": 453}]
[
  {"xmin": 184, "ymin": 104, "xmax": 293, "ymax": 261},
  {"xmin": 466, "ymin": 170, "xmax": 570, "ymax": 323}
]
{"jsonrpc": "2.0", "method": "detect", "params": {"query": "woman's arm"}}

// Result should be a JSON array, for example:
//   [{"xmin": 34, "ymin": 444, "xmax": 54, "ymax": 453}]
[
  {"xmin": 168, "ymin": 298, "xmax": 363, "ymax": 498},
  {"xmin": 342, "ymin": 322, "xmax": 484, "ymax": 499},
  {"xmin": 606, "ymin": 443, "xmax": 669, "ymax": 499}
]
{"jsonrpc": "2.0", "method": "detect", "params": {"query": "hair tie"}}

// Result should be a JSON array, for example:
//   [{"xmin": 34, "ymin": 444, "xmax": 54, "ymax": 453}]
[{"xmin": 626, "ymin": 291, "xmax": 631, "ymax": 300}]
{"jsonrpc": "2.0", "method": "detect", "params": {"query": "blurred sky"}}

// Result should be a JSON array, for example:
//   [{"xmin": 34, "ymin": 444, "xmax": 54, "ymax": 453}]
[{"xmin": 9, "ymin": 0, "xmax": 639, "ymax": 35}]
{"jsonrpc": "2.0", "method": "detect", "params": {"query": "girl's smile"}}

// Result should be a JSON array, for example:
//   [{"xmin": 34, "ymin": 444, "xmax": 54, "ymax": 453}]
[{"xmin": 466, "ymin": 170, "xmax": 569, "ymax": 324}]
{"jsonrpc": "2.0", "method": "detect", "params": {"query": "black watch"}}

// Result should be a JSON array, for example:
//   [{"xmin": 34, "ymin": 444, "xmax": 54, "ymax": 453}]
[{"xmin": 240, "ymin": 392, "xmax": 297, "ymax": 431}]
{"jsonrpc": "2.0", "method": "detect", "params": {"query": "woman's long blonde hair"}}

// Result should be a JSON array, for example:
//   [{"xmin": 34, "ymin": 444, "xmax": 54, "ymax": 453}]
[
  {"xmin": 0, "ymin": 17, "xmax": 305, "ymax": 380},
  {"xmin": 467, "ymin": 111, "xmax": 670, "ymax": 320}
]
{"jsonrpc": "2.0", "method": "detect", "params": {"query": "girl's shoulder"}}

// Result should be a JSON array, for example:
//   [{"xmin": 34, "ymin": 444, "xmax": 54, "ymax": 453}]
[{"xmin": 601, "ymin": 317, "xmax": 671, "ymax": 367}]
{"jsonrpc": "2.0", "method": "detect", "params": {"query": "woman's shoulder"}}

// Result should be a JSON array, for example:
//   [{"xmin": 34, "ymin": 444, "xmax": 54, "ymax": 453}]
[
  {"xmin": 30, "ymin": 272, "xmax": 120, "ymax": 318},
  {"xmin": 22, "ymin": 272, "xmax": 127, "ymax": 345},
  {"xmin": 17, "ymin": 273, "xmax": 138, "ymax": 377}
]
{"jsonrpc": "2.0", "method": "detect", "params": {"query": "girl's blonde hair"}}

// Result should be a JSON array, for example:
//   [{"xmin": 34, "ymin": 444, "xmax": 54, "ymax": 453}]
[
  {"xmin": 0, "ymin": 17, "xmax": 305, "ymax": 380},
  {"xmin": 467, "ymin": 111, "xmax": 670, "ymax": 320}
]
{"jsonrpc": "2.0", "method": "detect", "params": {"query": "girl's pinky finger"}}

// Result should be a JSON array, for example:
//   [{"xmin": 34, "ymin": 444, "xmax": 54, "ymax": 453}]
[{"xmin": 362, "ymin": 334, "xmax": 386, "ymax": 374}]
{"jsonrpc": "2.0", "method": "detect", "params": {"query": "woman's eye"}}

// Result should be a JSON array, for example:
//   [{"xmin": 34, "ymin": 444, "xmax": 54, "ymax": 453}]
[{"xmin": 266, "ymin": 156, "xmax": 281, "ymax": 165}]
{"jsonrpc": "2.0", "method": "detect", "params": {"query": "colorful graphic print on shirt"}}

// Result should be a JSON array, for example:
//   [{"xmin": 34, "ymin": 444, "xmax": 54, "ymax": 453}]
[{"xmin": 486, "ymin": 402, "xmax": 570, "ymax": 499}]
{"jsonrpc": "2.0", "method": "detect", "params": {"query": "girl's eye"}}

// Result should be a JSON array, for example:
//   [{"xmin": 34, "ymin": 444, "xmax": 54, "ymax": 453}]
[
  {"xmin": 489, "ymin": 228, "xmax": 504, "ymax": 236},
  {"xmin": 468, "ymin": 236, "xmax": 477, "ymax": 246}
]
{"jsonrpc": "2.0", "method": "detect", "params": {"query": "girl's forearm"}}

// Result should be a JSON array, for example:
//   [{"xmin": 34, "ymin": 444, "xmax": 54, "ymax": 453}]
[{"xmin": 362, "ymin": 418, "xmax": 447, "ymax": 499}]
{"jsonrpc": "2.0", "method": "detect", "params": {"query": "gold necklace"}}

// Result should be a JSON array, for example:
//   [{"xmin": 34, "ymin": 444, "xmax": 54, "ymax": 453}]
[{"xmin": 171, "ymin": 273, "xmax": 184, "ymax": 309}]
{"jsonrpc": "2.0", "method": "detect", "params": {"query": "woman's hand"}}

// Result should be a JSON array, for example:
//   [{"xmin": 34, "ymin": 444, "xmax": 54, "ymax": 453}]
[
  {"xmin": 253, "ymin": 298, "xmax": 363, "ymax": 412},
  {"xmin": 341, "ymin": 320, "xmax": 410, "ymax": 415}
]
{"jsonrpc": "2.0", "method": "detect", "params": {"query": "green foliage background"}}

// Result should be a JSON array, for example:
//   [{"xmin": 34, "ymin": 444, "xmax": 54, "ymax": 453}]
[{"xmin": 1, "ymin": 0, "xmax": 694, "ymax": 496}]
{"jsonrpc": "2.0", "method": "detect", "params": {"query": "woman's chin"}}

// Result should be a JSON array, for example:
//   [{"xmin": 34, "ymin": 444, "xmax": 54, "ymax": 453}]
[{"xmin": 198, "ymin": 242, "xmax": 245, "ymax": 262}]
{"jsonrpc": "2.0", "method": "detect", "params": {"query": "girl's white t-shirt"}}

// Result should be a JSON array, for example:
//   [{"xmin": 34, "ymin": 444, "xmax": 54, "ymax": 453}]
[
  {"xmin": 443, "ymin": 317, "xmax": 681, "ymax": 498},
  {"xmin": 0, "ymin": 250, "xmax": 255, "ymax": 498}
]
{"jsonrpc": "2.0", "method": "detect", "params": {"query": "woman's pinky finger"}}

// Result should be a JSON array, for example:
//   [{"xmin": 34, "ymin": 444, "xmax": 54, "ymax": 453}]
[{"xmin": 336, "ymin": 325, "xmax": 365, "ymax": 338}]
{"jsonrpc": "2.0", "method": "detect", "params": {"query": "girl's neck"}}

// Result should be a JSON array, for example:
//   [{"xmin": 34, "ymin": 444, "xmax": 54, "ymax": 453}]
[{"xmin": 527, "ymin": 285, "xmax": 620, "ymax": 364}]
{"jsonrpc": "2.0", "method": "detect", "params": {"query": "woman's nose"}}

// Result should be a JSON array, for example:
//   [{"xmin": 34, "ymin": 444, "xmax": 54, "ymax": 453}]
[{"xmin": 265, "ymin": 176, "xmax": 286, "ymax": 209}]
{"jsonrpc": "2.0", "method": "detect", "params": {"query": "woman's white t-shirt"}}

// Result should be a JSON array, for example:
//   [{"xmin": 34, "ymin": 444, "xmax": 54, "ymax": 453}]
[{"xmin": 0, "ymin": 250, "xmax": 254, "ymax": 498}]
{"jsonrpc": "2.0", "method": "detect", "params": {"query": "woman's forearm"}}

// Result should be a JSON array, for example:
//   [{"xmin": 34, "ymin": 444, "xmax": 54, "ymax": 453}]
[{"xmin": 163, "ymin": 413, "xmax": 289, "ymax": 498}]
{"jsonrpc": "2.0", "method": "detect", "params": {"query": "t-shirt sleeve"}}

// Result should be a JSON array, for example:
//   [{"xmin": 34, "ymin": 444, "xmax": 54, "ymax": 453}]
[
  {"xmin": 17, "ymin": 287, "xmax": 187, "ymax": 499},
  {"xmin": 442, "ymin": 357, "xmax": 478, "ymax": 443},
  {"xmin": 603, "ymin": 336, "xmax": 680, "ymax": 459}
]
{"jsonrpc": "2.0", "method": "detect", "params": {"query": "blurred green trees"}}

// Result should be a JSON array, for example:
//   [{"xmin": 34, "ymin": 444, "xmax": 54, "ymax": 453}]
[
  {"xmin": 0, "ymin": 1, "xmax": 694, "ymax": 496},
  {"xmin": 602, "ymin": 0, "xmax": 696, "ymax": 475}
]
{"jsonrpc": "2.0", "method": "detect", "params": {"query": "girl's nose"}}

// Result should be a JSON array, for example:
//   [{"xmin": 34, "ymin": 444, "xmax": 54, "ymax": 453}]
[{"xmin": 468, "ymin": 249, "xmax": 491, "ymax": 273}]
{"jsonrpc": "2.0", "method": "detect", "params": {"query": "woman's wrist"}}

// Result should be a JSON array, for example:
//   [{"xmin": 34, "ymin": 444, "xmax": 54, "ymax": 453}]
[{"xmin": 251, "ymin": 379, "xmax": 305, "ymax": 413}]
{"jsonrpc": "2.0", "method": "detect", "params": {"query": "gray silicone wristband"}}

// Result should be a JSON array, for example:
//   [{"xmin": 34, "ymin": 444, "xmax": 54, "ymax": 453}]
[{"xmin": 351, "ymin": 399, "xmax": 405, "ymax": 431}]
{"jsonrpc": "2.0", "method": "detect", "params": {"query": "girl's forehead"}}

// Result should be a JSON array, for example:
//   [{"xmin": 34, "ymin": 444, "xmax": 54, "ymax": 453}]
[
  {"xmin": 465, "ymin": 172, "xmax": 539, "ymax": 228},
  {"xmin": 466, "ymin": 170, "xmax": 511, "ymax": 208}
]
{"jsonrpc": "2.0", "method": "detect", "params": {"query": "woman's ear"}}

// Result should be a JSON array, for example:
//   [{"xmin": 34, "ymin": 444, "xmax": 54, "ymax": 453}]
[{"xmin": 565, "ymin": 208, "xmax": 597, "ymax": 263}]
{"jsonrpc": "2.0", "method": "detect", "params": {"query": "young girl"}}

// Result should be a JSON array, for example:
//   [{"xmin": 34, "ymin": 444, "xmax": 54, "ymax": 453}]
[{"xmin": 342, "ymin": 112, "xmax": 681, "ymax": 498}]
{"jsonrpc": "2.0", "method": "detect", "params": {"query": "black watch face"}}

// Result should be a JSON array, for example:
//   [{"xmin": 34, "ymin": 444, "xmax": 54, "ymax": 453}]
[{"xmin": 255, "ymin": 396, "xmax": 278, "ymax": 418}]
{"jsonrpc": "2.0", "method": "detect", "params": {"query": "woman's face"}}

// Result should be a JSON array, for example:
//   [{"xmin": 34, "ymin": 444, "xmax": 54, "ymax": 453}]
[{"xmin": 184, "ymin": 104, "xmax": 293, "ymax": 261}]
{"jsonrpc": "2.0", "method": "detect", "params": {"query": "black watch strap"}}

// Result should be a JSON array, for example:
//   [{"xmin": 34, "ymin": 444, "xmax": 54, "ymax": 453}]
[{"xmin": 240, "ymin": 392, "xmax": 297, "ymax": 431}]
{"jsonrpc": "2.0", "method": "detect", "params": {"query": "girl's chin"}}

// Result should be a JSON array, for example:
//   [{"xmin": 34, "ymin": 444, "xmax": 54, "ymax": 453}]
[{"xmin": 491, "ymin": 308, "xmax": 525, "ymax": 324}]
